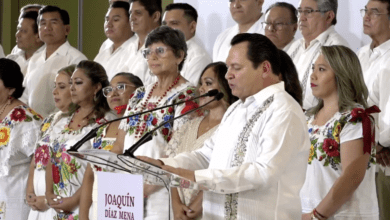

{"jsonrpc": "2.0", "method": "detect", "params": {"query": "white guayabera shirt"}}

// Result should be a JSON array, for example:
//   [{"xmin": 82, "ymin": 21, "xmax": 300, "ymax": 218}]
[
  {"xmin": 6, "ymin": 45, "xmax": 45, "ymax": 76},
  {"xmin": 161, "ymin": 82, "xmax": 310, "ymax": 219},
  {"xmin": 94, "ymin": 35, "xmax": 137, "ymax": 81},
  {"xmin": 287, "ymin": 26, "xmax": 349, "ymax": 110},
  {"xmin": 212, "ymin": 14, "xmax": 265, "ymax": 63}
]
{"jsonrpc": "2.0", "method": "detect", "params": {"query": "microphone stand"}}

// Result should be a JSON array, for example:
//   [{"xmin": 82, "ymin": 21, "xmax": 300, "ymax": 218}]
[{"xmin": 67, "ymin": 89, "xmax": 219, "ymax": 152}]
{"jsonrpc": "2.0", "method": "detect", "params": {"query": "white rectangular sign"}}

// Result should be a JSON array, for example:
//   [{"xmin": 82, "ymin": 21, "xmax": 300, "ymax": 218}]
[{"xmin": 98, "ymin": 172, "xmax": 143, "ymax": 220}]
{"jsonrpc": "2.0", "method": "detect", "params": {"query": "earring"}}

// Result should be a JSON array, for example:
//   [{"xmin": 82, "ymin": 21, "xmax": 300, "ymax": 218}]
[
  {"xmin": 7, "ymin": 96, "xmax": 12, "ymax": 104},
  {"xmin": 94, "ymin": 94, "xmax": 98, "ymax": 102}
]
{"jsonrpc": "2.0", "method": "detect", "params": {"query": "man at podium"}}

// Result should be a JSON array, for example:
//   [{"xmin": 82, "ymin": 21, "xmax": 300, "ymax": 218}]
[{"xmin": 141, "ymin": 33, "xmax": 310, "ymax": 219}]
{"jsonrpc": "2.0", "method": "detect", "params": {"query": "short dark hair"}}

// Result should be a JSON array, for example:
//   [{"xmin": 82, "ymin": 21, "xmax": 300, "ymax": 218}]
[
  {"xmin": 165, "ymin": 3, "xmax": 198, "ymax": 23},
  {"xmin": 145, "ymin": 26, "xmax": 187, "ymax": 71},
  {"xmin": 20, "ymin": 11, "xmax": 39, "ymax": 34},
  {"xmin": 266, "ymin": 2, "xmax": 297, "ymax": 24},
  {"xmin": 231, "ymin": 33, "xmax": 301, "ymax": 105},
  {"xmin": 113, "ymin": 72, "xmax": 144, "ymax": 88},
  {"xmin": 38, "ymin": 5, "xmax": 70, "ymax": 25},
  {"xmin": 20, "ymin": 4, "xmax": 44, "ymax": 13},
  {"xmin": 278, "ymin": 49, "xmax": 302, "ymax": 106},
  {"xmin": 76, "ymin": 60, "xmax": 110, "ymax": 119},
  {"xmin": 372, "ymin": 0, "xmax": 390, "ymax": 19},
  {"xmin": 200, "ymin": 62, "xmax": 238, "ymax": 105},
  {"xmin": 110, "ymin": 1, "xmax": 130, "ymax": 18},
  {"xmin": 0, "ymin": 58, "xmax": 25, "ymax": 99},
  {"xmin": 130, "ymin": 0, "xmax": 162, "ymax": 24}
]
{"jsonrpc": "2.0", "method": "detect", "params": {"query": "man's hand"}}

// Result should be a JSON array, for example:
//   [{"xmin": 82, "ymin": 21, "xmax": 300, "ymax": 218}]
[
  {"xmin": 137, "ymin": 156, "xmax": 164, "ymax": 167},
  {"xmin": 162, "ymin": 165, "xmax": 195, "ymax": 182}
]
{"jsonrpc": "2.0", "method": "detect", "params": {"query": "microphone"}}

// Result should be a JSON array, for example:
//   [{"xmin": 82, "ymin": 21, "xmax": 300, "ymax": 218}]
[
  {"xmin": 123, "ymin": 92, "xmax": 224, "ymax": 157},
  {"xmin": 67, "ymin": 89, "xmax": 220, "ymax": 152}
]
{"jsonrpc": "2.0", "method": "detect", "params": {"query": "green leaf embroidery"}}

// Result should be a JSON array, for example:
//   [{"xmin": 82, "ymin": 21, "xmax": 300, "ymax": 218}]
[{"xmin": 24, "ymin": 115, "xmax": 32, "ymax": 122}]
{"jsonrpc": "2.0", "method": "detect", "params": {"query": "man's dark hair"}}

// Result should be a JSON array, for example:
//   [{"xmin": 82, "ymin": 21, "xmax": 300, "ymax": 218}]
[
  {"xmin": 38, "ymin": 5, "xmax": 70, "ymax": 25},
  {"xmin": 110, "ymin": 1, "xmax": 131, "ymax": 18},
  {"xmin": 20, "ymin": 4, "xmax": 44, "ymax": 13},
  {"xmin": 145, "ymin": 26, "xmax": 187, "ymax": 71},
  {"xmin": 373, "ymin": 0, "xmax": 390, "ymax": 19},
  {"xmin": 20, "ymin": 11, "xmax": 39, "ymax": 34},
  {"xmin": 130, "ymin": 0, "xmax": 162, "ymax": 24},
  {"xmin": 231, "ymin": 33, "xmax": 302, "ymax": 105},
  {"xmin": 165, "ymin": 3, "xmax": 198, "ymax": 23},
  {"xmin": 266, "ymin": 2, "xmax": 297, "ymax": 24}
]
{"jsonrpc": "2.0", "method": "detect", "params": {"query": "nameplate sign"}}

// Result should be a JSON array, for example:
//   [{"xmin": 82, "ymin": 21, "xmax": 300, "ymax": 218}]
[{"xmin": 98, "ymin": 172, "xmax": 143, "ymax": 220}]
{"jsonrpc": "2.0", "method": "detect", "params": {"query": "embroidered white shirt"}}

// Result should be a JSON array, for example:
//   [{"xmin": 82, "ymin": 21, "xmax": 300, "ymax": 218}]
[
  {"xmin": 287, "ymin": 26, "xmax": 349, "ymax": 110},
  {"xmin": 161, "ymin": 82, "xmax": 310, "ymax": 219},
  {"xmin": 6, "ymin": 45, "xmax": 45, "ymax": 76},
  {"xmin": 94, "ymin": 35, "xmax": 137, "ymax": 80},
  {"xmin": 181, "ymin": 38, "xmax": 211, "ymax": 86},
  {"xmin": 283, "ymin": 38, "xmax": 296, "ymax": 54},
  {"xmin": 212, "ymin": 14, "xmax": 265, "ymax": 62},
  {"xmin": 21, "ymin": 41, "xmax": 87, "ymax": 117},
  {"xmin": 357, "ymin": 39, "xmax": 390, "ymax": 93}
]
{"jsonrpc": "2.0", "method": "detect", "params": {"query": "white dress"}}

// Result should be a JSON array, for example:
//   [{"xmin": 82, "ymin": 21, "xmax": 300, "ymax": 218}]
[
  {"xmin": 161, "ymin": 82, "xmax": 310, "ymax": 219},
  {"xmin": 49, "ymin": 112, "xmax": 116, "ymax": 220},
  {"xmin": 119, "ymin": 82, "xmax": 197, "ymax": 219},
  {"xmin": 27, "ymin": 112, "xmax": 67, "ymax": 220},
  {"xmin": 300, "ymin": 108, "xmax": 379, "ymax": 219},
  {"xmin": 0, "ymin": 105, "xmax": 42, "ymax": 220}
]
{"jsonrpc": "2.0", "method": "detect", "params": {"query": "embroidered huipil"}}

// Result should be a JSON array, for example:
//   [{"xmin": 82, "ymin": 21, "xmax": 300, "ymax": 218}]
[
  {"xmin": 0, "ymin": 106, "xmax": 42, "ymax": 220},
  {"xmin": 165, "ymin": 116, "xmax": 218, "ymax": 208},
  {"xmin": 161, "ymin": 82, "xmax": 310, "ymax": 219},
  {"xmin": 50, "ymin": 112, "xmax": 116, "ymax": 220},
  {"xmin": 300, "ymin": 109, "xmax": 379, "ymax": 219},
  {"xmin": 287, "ymin": 26, "xmax": 348, "ymax": 110},
  {"xmin": 90, "ymin": 124, "xmax": 117, "ymax": 220},
  {"xmin": 212, "ymin": 14, "xmax": 265, "ymax": 62},
  {"xmin": 119, "ymin": 82, "xmax": 196, "ymax": 219}
]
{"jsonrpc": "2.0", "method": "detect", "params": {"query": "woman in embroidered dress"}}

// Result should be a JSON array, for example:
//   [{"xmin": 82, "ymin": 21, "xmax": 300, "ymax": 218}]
[
  {"xmin": 78, "ymin": 72, "xmax": 143, "ymax": 220},
  {"xmin": 45, "ymin": 61, "xmax": 116, "ymax": 220},
  {"xmin": 111, "ymin": 26, "xmax": 198, "ymax": 220},
  {"xmin": 26, "ymin": 64, "xmax": 76, "ymax": 220},
  {"xmin": 300, "ymin": 46, "xmax": 379, "ymax": 220},
  {"xmin": 0, "ymin": 58, "xmax": 43, "ymax": 220},
  {"xmin": 165, "ymin": 62, "xmax": 237, "ymax": 220}
]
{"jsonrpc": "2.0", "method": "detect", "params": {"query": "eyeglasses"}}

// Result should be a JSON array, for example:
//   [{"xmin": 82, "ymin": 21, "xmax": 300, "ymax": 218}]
[
  {"xmin": 296, "ymin": 9, "xmax": 329, "ymax": 18},
  {"xmin": 261, "ymin": 22, "xmax": 293, "ymax": 31},
  {"xmin": 142, "ymin": 46, "xmax": 172, "ymax": 60},
  {"xmin": 360, "ymin": 9, "xmax": 389, "ymax": 18},
  {"xmin": 102, "ymin": 83, "xmax": 135, "ymax": 97}
]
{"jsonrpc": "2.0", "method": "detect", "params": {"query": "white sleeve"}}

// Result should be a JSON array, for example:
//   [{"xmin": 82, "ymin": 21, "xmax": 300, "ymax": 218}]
[
  {"xmin": 0, "ymin": 44, "xmax": 5, "ymax": 58},
  {"xmin": 340, "ymin": 120, "xmax": 363, "ymax": 144}
]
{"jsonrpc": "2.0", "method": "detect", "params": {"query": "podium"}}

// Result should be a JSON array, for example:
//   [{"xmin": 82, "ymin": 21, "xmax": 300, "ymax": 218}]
[{"xmin": 68, "ymin": 149, "xmax": 207, "ymax": 220}]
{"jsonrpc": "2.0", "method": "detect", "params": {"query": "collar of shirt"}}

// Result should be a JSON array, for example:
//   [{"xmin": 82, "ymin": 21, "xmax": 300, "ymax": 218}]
[
  {"xmin": 300, "ymin": 25, "xmax": 335, "ymax": 50},
  {"xmin": 15, "ymin": 44, "xmax": 46, "ymax": 61},
  {"xmin": 105, "ymin": 35, "xmax": 136, "ymax": 55},
  {"xmin": 239, "ymin": 81, "xmax": 285, "ymax": 118},
  {"xmin": 232, "ymin": 13, "xmax": 265, "ymax": 34},
  {"xmin": 369, "ymin": 38, "xmax": 390, "ymax": 59},
  {"xmin": 41, "ymin": 41, "xmax": 71, "ymax": 60}
]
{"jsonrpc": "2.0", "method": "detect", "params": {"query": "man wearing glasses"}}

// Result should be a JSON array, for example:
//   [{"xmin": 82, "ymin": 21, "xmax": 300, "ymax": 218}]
[
  {"xmin": 360, "ymin": 1, "xmax": 390, "ymax": 220},
  {"xmin": 263, "ymin": 2, "xmax": 298, "ymax": 52},
  {"xmin": 213, "ymin": 0, "xmax": 265, "ymax": 62},
  {"xmin": 287, "ymin": 0, "xmax": 348, "ymax": 110}
]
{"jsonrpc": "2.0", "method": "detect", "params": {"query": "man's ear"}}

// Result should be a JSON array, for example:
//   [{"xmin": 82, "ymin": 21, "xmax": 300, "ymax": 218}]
[
  {"xmin": 153, "ymin": 11, "xmax": 161, "ymax": 24},
  {"xmin": 189, "ymin": 21, "xmax": 197, "ymax": 36},
  {"xmin": 261, "ymin": 61, "xmax": 272, "ymax": 78},
  {"xmin": 64, "ymin": 25, "xmax": 71, "ymax": 37},
  {"xmin": 326, "ymin": 11, "xmax": 335, "ymax": 25}
]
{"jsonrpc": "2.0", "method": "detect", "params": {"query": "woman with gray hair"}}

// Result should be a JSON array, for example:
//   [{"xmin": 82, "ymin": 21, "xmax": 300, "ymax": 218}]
[{"xmin": 300, "ymin": 45, "xmax": 379, "ymax": 219}]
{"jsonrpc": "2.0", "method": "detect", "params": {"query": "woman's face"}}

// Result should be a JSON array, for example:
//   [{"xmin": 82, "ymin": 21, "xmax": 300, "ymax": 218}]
[
  {"xmin": 105, "ymin": 75, "xmax": 136, "ymax": 112},
  {"xmin": 198, "ymin": 67, "xmax": 222, "ymax": 109},
  {"xmin": 53, "ymin": 72, "xmax": 72, "ymax": 112},
  {"xmin": 145, "ymin": 41, "xmax": 183, "ymax": 76},
  {"xmin": 0, "ymin": 79, "xmax": 15, "ymax": 104},
  {"xmin": 70, "ymin": 68, "xmax": 101, "ymax": 106},
  {"xmin": 310, "ymin": 54, "xmax": 338, "ymax": 100}
]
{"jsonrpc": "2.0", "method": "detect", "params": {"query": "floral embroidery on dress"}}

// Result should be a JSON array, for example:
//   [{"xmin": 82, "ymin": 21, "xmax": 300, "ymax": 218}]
[
  {"xmin": 54, "ymin": 212, "xmax": 78, "ymax": 220},
  {"xmin": 0, "ymin": 106, "xmax": 42, "ymax": 150},
  {"xmin": 35, "ymin": 114, "xmax": 56, "ymax": 170},
  {"xmin": 92, "ymin": 124, "xmax": 114, "ymax": 150},
  {"xmin": 51, "ymin": 139, "xmax": 81, "ymax": 196},
  {"xmin": 224, "ymin": 95, "xmax": 274, "ymax": 219},
  {"xmin": 307, "ymin": 107, "xmax": 376, "ymax": 170}
]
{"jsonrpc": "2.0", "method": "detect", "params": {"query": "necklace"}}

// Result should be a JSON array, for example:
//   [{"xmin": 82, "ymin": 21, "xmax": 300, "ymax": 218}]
[
  {"xmin": 134, "ymin": 75, "xmax": 180, "ymax": 138},
  {"xmin": 67, "ymin": 109, "xmax": 94, "ymax": 131},
  {"xmin": 0, "ymin": 98, "xmax": 12, "ymax": 119}
]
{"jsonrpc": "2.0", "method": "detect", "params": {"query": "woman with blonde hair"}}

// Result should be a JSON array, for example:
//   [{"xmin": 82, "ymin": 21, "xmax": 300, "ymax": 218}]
[
  {"xmin": 26, "ymin": 64, "xmax": 76, "ymax": 220},
  {"xmin": 300, "ymin": 45, "xmax": 379, "ymax": 220}
]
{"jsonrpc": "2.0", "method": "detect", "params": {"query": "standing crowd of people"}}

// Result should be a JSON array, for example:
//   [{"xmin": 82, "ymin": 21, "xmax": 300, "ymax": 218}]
[{"xmin": 0, "ymin": 0, "xmax": 389, "ymax": 219}]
